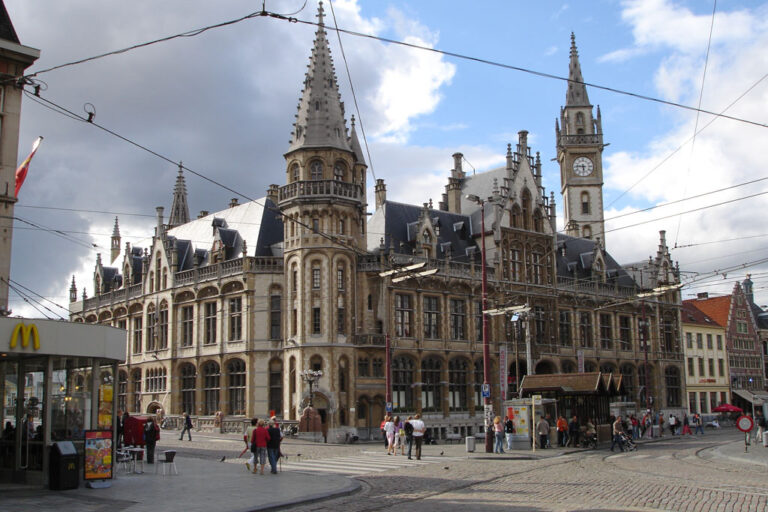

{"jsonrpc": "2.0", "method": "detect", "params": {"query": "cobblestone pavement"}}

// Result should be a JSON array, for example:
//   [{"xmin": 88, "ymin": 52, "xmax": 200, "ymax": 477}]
[{"xmin": 287, "ymin": 429, "xmax": 768, "ymax": 512}]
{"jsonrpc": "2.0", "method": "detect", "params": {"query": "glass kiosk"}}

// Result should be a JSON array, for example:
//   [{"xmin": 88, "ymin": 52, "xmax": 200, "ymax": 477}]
[{"xmin": 0, "ymin": 318, "xmax": 125, "ymax": 485}]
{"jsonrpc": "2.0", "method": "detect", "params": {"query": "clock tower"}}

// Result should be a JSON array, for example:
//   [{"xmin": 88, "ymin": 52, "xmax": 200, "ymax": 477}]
[{"xmin": 557, "ymin": 33, "xmax": 606, "ymax": 245}]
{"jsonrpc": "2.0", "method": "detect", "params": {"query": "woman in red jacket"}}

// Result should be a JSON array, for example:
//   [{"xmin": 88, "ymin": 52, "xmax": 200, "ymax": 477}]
[{"xmin": 251, "ymin": 419, "xmax": 270, "ymax": 475}]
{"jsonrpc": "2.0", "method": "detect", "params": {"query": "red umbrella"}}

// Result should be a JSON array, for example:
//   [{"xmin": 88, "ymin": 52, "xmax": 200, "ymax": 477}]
[{"xmin": 712, "ymin": 403, "xmax": 743, "ymax": 413}]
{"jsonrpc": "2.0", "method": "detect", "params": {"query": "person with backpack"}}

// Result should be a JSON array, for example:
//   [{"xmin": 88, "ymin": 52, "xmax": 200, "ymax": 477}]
[
  {"xmin": 143, "ymin": 417, "xmax": 160, "ymax": 464},
  {"xmin": 404, "ymin": 416, "xmax": 415, "ymax": 459},
  {"xmin": 504, "ymin": 415, "xmax": 516, "ymax": 451}
]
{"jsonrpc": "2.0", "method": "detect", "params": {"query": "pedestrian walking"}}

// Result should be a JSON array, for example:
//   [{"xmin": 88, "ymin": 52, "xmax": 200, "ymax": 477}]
[
  {"xmin": 384, "ymin": 416, "xmax": 396, "ymax": 455},
  {"xmin": 143, "ymin": 417, "xmax": 159, "ymax": 463},
  {"xmin": 244, "ymin": 418, "xmax": 257, "ymax": 472},
  {"xmin": 380, "ymin": 416, "xmax": 388, "ymax": 450},
  {"xmin": 250, "ymin": 419, "xmax": 270, "ymax": 475},
  {"xmin": 693, "ymin": 413, "xmax": 705, "ymax": 435},
  {"xmin": 536, "ymin": 415, "xmax": 550, "ymax": 449},
  {"xmin": 668, "ymin": 414, "xmax": 677, "ymax": 436},
  {"xmin": 410, "ymin": 414, "xmax": 426, "ymax": 460},
  {"xmin": 266, "ymin": 419, "xmax": 282, "ymax": 474},
  {"xmin": 568, "ymin": 416, "xmax": 580, "ymax": 447},
  {"xmin": 493, "ymin": 416, "xmax": 505, "ymax": 454},
  {"xmin": 393, "ymin": 416, "xmax": 405, "ymax": 455},
  {"xmin": 179, "ymin": 412, "xmax": 193, "ymax": 441},
  {"xmin": 504, "ymin": 415, "xmax": 516, "ymax": 451},
  {"xmin": 681, "ymin": 414, "xmax": 693, "ymax": 436},
  {"xmin": 556, "ymin": 415, "xmax": 568, "ymax": 447},
  {"xmin": 404, "ymin": 416, "xmax": 415, "ymax": 459},
  {"xmin": 610, "ymin": 415, "xmax": 624, "ymax": 452}
]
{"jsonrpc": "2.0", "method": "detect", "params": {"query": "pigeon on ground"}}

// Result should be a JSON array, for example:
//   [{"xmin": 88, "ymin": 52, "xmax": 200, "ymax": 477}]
[
  {"xmin": 443, "ymin": 466, "xmax": 450, "ymax": 470},
  {"xmin": 220, "ymin": 456, "xmax": 226, "ymax": 462},
  {"xmin": 440, "ymin": 450, "xmax": 444, "ymax": 456}
]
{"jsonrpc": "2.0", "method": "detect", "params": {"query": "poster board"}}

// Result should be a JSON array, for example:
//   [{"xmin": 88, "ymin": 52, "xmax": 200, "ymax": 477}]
[{"xmin": 84, "ymin": 430, "xmax": 113, "ymax": 480}]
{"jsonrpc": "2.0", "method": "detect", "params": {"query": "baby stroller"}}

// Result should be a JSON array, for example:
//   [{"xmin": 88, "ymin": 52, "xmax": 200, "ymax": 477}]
[
  {"xmin": 620, "ymin": 432, "xmax": 637, "ymax": 452},
  {"xmin": 581, "ymin": 432, "xmax": 598, "ymax": 449}
]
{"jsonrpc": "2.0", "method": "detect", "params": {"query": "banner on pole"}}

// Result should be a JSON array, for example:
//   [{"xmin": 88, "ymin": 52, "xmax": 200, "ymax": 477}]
[{"xmin": 499, "ymin": 346, "xmax": 507, "ymax": 401}]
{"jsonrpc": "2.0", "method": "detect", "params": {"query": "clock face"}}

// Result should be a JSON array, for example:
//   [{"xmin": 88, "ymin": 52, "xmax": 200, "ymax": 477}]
[{"xmin": 573, "ymin": 156, "xmax": 594, "ymax": 176}]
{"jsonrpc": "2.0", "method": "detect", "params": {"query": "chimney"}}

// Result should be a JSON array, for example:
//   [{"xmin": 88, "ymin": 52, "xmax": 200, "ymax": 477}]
[
  {"xmin": 697, "ymin": 292, "xmax": 709, "ymax": 300},
  {"xmin": 446, "ymin": 177, "xmax": 462, "ymax": 214},
  {"xmin": 229, "ymin": 198, "xmax": 239, "ymax": 208},
  {"xmin": 452, "ymin": 152, "xmax": 465, "ymax": 179},
  {"xmin": 375, "ymin": 179, "xmax": 387, "ymax": 209},
  {"xmin": 198, "ymin": 210, "xmax": 209, "ymax": 219}
]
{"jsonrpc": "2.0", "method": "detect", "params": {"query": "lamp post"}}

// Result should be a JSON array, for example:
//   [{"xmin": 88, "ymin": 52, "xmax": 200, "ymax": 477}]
[
  {"xmin": 467, "ymin": 194, "xmax": 493, "ymax": 453},
  {"xmin": 486, "ymin": 305, "xmax": 531, "ymax": 398},
  {"xmin": 301, "ymin": 370, "xmax": 323, "ymax": 408}
]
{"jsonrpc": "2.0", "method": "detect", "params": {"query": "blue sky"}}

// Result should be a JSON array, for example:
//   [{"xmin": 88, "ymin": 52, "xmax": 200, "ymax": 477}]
[{"xmin": 5, "ymin": 0, "xmax": 768, "ymax": 315}]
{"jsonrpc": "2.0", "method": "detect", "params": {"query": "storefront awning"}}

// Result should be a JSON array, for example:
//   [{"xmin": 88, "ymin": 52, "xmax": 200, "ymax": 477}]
[
  {"xmin": 520, "ymin": 372, "xmax": 625, "ymax": 395},
  {"xmin": 733, "ymin": 388, "xmax": 768, "ymax": 405}
]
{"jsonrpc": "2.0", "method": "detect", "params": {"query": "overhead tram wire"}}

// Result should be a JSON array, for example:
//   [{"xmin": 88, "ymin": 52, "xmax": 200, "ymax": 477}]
[
  {"xmin": 2, "ymin": 214, "xmax": 100, "ymax": 250},
  {"xmin": 2, "ymin": 278, "xmax": 61, "ymax": 320},
  {"xmin": 6, "ymin": 277, "xmax": 70, "ymax": 315},
  {"xmin": 6, "ymin": 7, "xmax": 765, "ymax": 131},
  {"xmin": 15, "ymin": 204, "xmax": 156, "ymax": 218},
  {"xmin": 327, "ymin": 0, "xmax": 376, "ymax": 182},
  {"xmin": 22, "ymin": 89, "xmax": 372, "ymax": 259},
  {"xmin": 673, "ymin": 0, "xmax": 718, "ymax": 248}
]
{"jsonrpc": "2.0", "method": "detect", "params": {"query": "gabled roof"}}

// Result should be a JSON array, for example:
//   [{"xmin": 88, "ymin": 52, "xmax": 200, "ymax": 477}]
[
  {"xmin": 520, "ymin": 372, "xmax": 609, "ymax": 394},
  {"xmin": 682, "ymin": 300, "xmax": 721, "ymax": 327},
  {"xmin": 686, "ymin": 295, "xmax": 731, "ymax": 328},
  {"xmin": 555, "ymin": 234, "xmax": 636, "ymax": 287},
  {"xmin": 0, "ymin": 1, "xmax": 19, "ymax": 44}
]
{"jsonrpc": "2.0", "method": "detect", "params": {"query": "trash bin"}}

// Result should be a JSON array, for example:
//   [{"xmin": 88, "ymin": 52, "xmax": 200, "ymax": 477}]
[
  {"xmin": 652, "ymin": 425, "xmax": 660, "ymax": 438},
  {"xmin": 465, "ymin": 436, "xmax": 476, "ymax": 452},
  {"xmin": 50, "ymin": 441, "xmax": 79, "ymax": 490},
  {"xmin": 763, "ymin": 431, "xmax": 768, "ymax": 447}
]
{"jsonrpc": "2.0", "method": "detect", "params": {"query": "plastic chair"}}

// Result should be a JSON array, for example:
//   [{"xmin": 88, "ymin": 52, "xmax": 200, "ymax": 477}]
[
  {"xmin": 116, "ymin": 449, "xmax": 132, "ymax": 474},
  {"xmin": 156, "ymin": 450, "xmax": 178, "ymax": 475}
]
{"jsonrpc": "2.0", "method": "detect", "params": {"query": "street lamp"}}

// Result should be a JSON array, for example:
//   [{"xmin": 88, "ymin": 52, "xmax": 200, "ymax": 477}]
[
  {"xmin": 467, "ymin": 194, "xmax": 493, "ymax": 453},
  {"xmin": 301, "ymin": 369, "xmax": 323, "ymax": 408},
  {"xmin": 486, "ymin": 305, "xmax": 531, "ymax": 397}
]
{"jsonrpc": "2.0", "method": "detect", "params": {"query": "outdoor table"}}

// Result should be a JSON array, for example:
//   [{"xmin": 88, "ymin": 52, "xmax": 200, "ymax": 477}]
[{"xmin": 126, "ymin": 447, "xmax": 145, "ymax": 474}]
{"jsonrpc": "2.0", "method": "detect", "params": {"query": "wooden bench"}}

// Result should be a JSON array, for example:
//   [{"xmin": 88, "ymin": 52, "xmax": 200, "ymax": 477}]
[{"xmin": 444, "ymin": 433, "xmax": 462, "ymax": 444}]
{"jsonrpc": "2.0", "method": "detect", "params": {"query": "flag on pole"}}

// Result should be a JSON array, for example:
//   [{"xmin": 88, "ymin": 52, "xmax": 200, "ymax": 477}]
[{"xmin": 14, "ymin": 136, "xmax": 43, "ymax": 197}]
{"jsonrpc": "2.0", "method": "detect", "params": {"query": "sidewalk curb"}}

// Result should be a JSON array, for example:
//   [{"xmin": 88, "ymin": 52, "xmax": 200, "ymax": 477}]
[{"xmin": 243, "ymin": 477, "xmax": 362, "ymax": 512}]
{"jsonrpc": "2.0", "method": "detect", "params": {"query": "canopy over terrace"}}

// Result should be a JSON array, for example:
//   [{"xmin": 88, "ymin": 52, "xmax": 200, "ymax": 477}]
[{"xmin": 519, "ymin": 372, "xmax": 625, "ymax": 424}]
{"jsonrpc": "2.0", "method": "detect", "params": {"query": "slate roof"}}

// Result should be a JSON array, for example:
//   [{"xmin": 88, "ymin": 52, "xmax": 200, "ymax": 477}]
[
  {"xmin": 0, "ymin": 2, "xmax": 20, "ymax": 44},
  {"xmin": 750, "ymin": 303, "xmax": 768, "ymax": 330},
  {"xmin": 367, "ymin": 200, "xmax": 478, "ymax": 260},
  {"xmin": 555, "ymin": 234, "xmax": 636, "ymax": 287},
  {"xmin": 520, "ymin": 372, "xmax": 624, "ymax": 395}
]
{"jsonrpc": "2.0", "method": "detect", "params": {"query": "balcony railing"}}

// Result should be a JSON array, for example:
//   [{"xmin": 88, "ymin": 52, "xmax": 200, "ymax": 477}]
[
  {"xmin": 278, "ymin": 180, "xmax": 363, "ymax": 203},
  {"xmin": 352, "ymin": 334, "xmax": 386, "ymax": 346},
  {"xmin": 558, "ymin": 133, "xmax": 603, "ymax": 146}
]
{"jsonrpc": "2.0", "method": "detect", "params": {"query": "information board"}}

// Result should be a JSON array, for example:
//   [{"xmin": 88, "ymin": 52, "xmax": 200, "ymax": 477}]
[{"xmin": 84, "ymin": 430, "xmax": 113, "ymax": 481}]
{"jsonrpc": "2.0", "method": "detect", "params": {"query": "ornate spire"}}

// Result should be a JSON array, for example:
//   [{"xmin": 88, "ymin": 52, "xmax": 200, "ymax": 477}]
[
  {"xmin": 286, "ymin": 1, "xmax": 351, "ymax": 155},
  {"xmin": 110, "ymin": 216, "xmax": 121, "ymax": 264},
  {"xmin": 169, "ymin": 162, "xmax": 190, "ymax": 228},
  {"xmin": 349, "ymin": 115, "xmax": 365, "ymax": 164},
  {"xmin": 566, "ymin": 32, "xmax": 590, "ymax": 107}
]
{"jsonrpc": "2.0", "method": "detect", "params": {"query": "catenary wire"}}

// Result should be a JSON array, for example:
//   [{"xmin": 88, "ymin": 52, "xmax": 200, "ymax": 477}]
[{"xmin": 6, "ymin": 277, "xmax": 70, "ymax": 314}]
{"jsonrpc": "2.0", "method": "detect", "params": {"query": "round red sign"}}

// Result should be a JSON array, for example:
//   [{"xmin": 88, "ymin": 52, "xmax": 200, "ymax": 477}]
[{"xmin": 736, "ymin": 415, "xmax": 754, "ymax": 433}]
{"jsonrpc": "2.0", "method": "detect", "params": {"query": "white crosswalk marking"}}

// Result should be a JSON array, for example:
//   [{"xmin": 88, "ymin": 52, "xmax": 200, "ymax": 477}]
[{"xmin": 229, "ymin": 451, "xmax": 464, "ymax": 476}]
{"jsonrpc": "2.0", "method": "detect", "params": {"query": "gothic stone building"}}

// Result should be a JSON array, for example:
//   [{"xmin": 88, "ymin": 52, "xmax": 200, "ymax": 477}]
[{"xmin": 69, "ymin": 6, "xmax": 684, "ymax": 440}]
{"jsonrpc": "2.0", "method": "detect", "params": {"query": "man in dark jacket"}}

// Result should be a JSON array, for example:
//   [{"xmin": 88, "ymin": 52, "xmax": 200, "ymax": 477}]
[
  {"xmin": 144, "ymin": 418, "xmax": 159, "ymax": 463},
  {"xmin": 504, "ymin": 416, "xmax": 515, "ymax": 451},
  {"xmin": 568, "ymin": 416, "xmax": 580, "ymax": 447},
  {"xmin": 266, "ymin": 419, "xmax": 282, "ymax": 474},
  {"xmin": 404, "ymin": 417, "xmax": 415, "ymax": 459}
]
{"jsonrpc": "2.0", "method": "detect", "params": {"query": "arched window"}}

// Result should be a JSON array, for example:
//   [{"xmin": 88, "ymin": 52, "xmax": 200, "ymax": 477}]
[
  {"xmin": 510, "ymin": 244, "xmax": 522, "ymax": 281},
  {"xmin": 202, "ymin": 361, "xmax": 220, "ymax": 415},
  {"xmin": 584, "ymin": 361, "xmax": 597, "ymax": 372},
  {"xmin": 521, "ymin": 190, "xmax": 531, "ymax": 230},
  {"xmin": 118, "ymin": 371, "xmax": 128, "ymax": 412},
  {"xmin": 580, "ymin": 191, "xmax": 590, "ymax": 215},
  {"xmin": 583, "ymin": 225, "xmax": 592, "ymax": 239},
  {"xmin": 510, "ymin": 204, "xmax": 521, "ymax": 228},
  {"xmin": 448, "ymin": 358, "xmax": 468, "ymax": 411},
  {"xmin": 228, "ymin": 359, "xmax": 246, "ymax": 415},
  {"xmin": 180, "ymin": 364, "xmax": 196, "ymax": 415},
  {"xmin": 333, "ymin": 162, "xmax": 346, "ymax": 181},
  {"xmin": 665, "ymin": 366, "xmax": 681, "ymax": 407},
  {"xmin": 473, "ymin": 360, "xmax": 484, "ymax": 406},
  {"xmin": 561, "ymin": 360, "xmax": 577, "ymax": 374},
  {"xmin": 291, "ymin": 164, "xmax": 300, "ymax": 182},
  {"xmin": 310, "ymin": 160, "xmax": 323, "ymax": 180},
  {"xmin": 158, "ymin": 302, "xmax": 168, "ymax": 349},
  {"xmin": 269, "ymin": 359, "xmax": 283, "ymax": 416},
  {"xmin": 310, "ymin": 355, "xmax": 323, "ymax": 372},
  {"xmin": 392, "ymin": 356, "xmax": 414, "ymax": 412}
]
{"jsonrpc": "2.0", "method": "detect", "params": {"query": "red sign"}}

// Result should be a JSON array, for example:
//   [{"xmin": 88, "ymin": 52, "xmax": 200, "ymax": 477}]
[{"xmin": 737, "ymin": 415, "xmax": 754, "ymax": 433}]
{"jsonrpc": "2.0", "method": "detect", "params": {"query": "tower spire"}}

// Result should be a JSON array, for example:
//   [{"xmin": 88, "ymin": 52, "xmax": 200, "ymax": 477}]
[
  {"xmin": 286, "ymin": 1, "xmax": 351, "ymax": 155},
  {"xmin": 110, "ymin": 216, "xmax": 121, "ymax": 264},
  {"xmin": 566, "ymin": 32, "xmax": 590, "ymax": 107},
  {"xmin": 169, "ymin": 162, "xmax": 190, "ymax": 228}
]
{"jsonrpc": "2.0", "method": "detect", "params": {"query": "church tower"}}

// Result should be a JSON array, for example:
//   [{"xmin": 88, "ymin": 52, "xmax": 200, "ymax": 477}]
[
  {"xmin": 168, "ymin": 163, "xmax": 190, "ymax": 228},
  {"xmin": 278, "ymin": 1, "xmax": 367, "ymax": 415},
  {"xmin": 557, "ymin": 33, "xmax": 606, "ymax": 244}
]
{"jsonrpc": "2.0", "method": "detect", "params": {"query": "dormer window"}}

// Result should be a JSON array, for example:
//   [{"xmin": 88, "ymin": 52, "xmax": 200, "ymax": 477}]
[
  {"xmin": 291, "ymin": 164, "xmax": 300, "ymax": 182},
  {"xmin": 423, "ymin": 231, "xmax": 432, "ymax": 244},
  {"xmin": 310, "ymin": 161, "xmax": 323, "ymax": 180}
]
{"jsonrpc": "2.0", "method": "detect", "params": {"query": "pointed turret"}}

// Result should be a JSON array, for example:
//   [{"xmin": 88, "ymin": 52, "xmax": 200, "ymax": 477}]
[
  {"xmin": 566, "ymin": 32, "xmax": 590, "ymax": 107},
  {"xmin": 349, "ymin": 115, "xmax": 365, "ymax": 164},
  {"xmin": 69, "ymin": 275, "xmax": 77, "ymax": 303},
  {"xmin": 286, "ymin": 2, "xmax": 351, "ymax": 155},
  {"xmin": 169, "ymin": 162, "xmax": 190, "ymax": 228},
  {"xmin": 110, "ymin": 217, "xmax": 121, "ymax": 264}
]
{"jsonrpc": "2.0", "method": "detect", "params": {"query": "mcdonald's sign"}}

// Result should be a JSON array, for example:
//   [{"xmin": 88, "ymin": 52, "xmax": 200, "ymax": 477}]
[{"xmin": 9, "ymin": 323, "xmax": 40, "ymax": 350}]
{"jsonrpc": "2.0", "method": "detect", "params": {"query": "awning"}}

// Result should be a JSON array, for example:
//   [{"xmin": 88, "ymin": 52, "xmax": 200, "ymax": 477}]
[
  {"xmin": 520, "ymin": 372, "xmax": 625, "ymax": 395},
  {"xmin": 733, "ymin": 388, "xmax": 768, "ymax": 405}
]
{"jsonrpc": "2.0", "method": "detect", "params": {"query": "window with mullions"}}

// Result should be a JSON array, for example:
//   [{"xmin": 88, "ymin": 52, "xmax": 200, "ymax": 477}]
[
  {"xmin": 372, "ymin": 358, "xmax": 384, "ymax": 377},
  {"xmin": 665, "ymin": 366, "xmax": 682, "ymax": 407},
  {"xmin": 268, "ymin": 359, "xmax": 283, "ymax": 416},
  {"xmin": 117, "ymin": 371, "xmax": 128, "ymax": 412},
  {"xmin": 312, "ymin": 307, "xmax": 321, "ymax": 334},
  {"xmin": 663, "ymin": 316, "xmax": 676, "ymax": 352},
  {"xmin": 229, "ymin": 297, "xmax": 242, "ymax": 341},
  {"xmin": 423, "ymin": 296, "xmax": 440, "ymax": 339},
  {"xmin": 450, "ymin": 299, "xmax": 466, "ymax": 340},
  {"xmin": 686, "ymin": 332, "xmax": 693, "ymax": 349},
  {"xmin": 395, "ymin": 294, "xmax": 413, "ymax": 337},
  {"xmin": 204, "ymin": 302, "xmax": 217, "ymax": 345},
  {"xmin": 687, "ymin": 357, "xmax": 694, "ymax": 377},
  {"xmin": 558, "ymin": 310, "xmax": 572, "ymax": 346},
  {"xmin": 533, "ymin": 307, "xmax": 546, "ymax": 344},
  {"xmin": 473, "ymin": 359, "xmax": 484, "ymax": 406},
  {"xmin": 228, "ymin": 359, "xmax": 246, "ymax": 415},
  {"xmin": 600, "ymin": 313, "xmax": 613, "ymax": 350},
  {"xmin": 579, "ymin": 312, "xmax": 593, "ymax": 347},
  {"xmin": 337, "ymin": 267, "xmax": 345, "ymax": 290},
  {"xmin": 202, "ymin": 361, "xmax": 220, "ymax": 415},
  {"xmin": 132, "ymin": 316, "xmax": 143, "ymax": 354},
  {"xmin": 392, "ymin": 357, "xmax": 414, "ymax": 412},
  {"xmin": 181, "ymin": 306, "xmax": 194, "ymax": 347},
  {"xmin": 358, "ymin": 357, "xmax": 370, "ymax": 377},
  {"xmin": 180, "ymin": 364, "xmax": 196, "ymax": 415},
  {"xmin": 312, "ymin": 267, "xmax": 321, "ymax": 289},
  {"xmin": 510, "ymin": 246, "xmax": 522, "ymax": 281},
  {"xmin": 132, "ymin": 369, "xmax": 142, "ymax": 412},
  {"xmin": 158, "ymin": 306, "xmax": 168, "ymax": 349},
  {"xmin": 337, "ymin": 306, "xmax": 345, "ymax": 335},
  {"xmin": 619, "ymin": 316, "xmax": 631, "ymax": 350},
  {"xmin": 146, "ymin": 310, "xmax": 156, "ymax": 351},
  {"xmin": 448, "ymin": 358, "xmax": 468, "ymax": 411},
  {"xmin": 421, "ymin": 357, "xmax": 442, "ymax": 412},
  {"xmin": 620, "ymin": 364, "xmax": 635, "ymax": 400},
  {"xmin": 707, "ymin": 334, "xmax": 713, "ymax": 349},
  {"xmin": 270, "ymin": 294, "xmax": 281, "ymax": 340}
]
